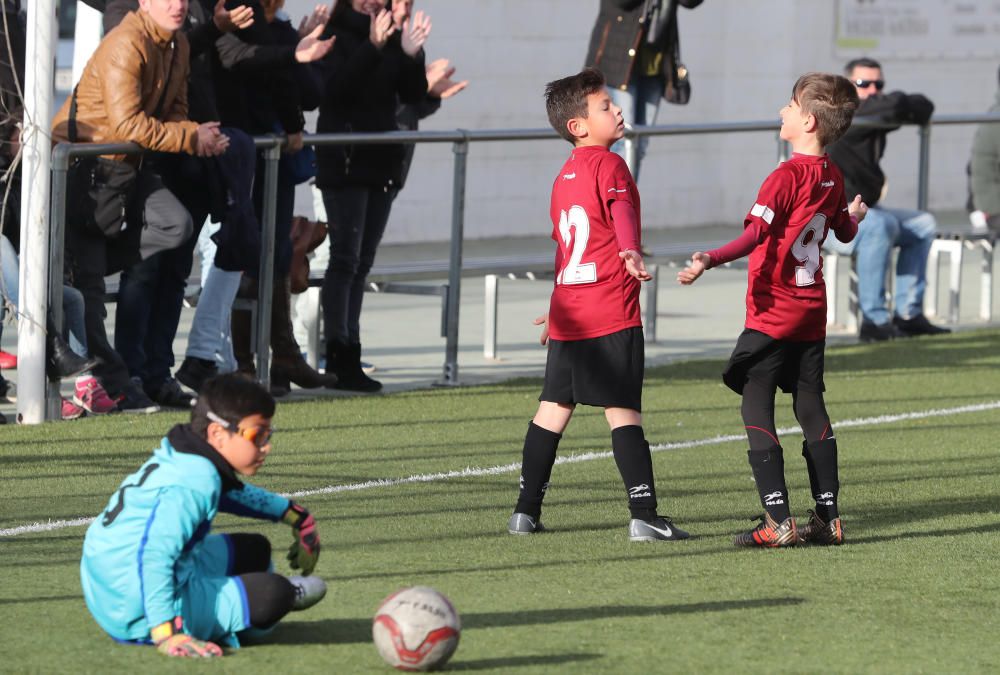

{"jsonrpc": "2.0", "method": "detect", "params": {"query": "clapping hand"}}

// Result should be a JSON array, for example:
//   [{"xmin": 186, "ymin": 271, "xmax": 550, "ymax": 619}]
[
  {"xmin": 213, "ymin": 0, "xmax": 254, "ymax": 32},
  {"xmin": 369, "ymin": 8, "xmax": 395, "ymax": 49},
  {"xmin": 426, "ymin": 58, "xmax": 468, "ymax": 99},
  {"xmin": 298, "ymin": 4, "xmax": 330, "ymax": 38},
  {"xmin": 401, "ymin": 10, "xmax": 431, "ymax": 57},
  {"xmin": 295, "ymin": 24, "xmax": 335, "ymax": 63}
]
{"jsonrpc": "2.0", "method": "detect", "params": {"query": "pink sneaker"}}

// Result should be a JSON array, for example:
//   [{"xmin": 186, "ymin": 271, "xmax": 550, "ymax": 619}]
[
  {"xmin": 73, "ymin": 376, "xmax": 118, "ymax": 414},
  {"xmin": 61, "ymin": 397, "xmax": 86, "ymax": 420}
]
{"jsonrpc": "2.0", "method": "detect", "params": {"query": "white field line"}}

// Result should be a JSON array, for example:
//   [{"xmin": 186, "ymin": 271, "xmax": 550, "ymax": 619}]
[{"xmin": 3, "ymin": 400, "xmax": 998, "ymax": 538}]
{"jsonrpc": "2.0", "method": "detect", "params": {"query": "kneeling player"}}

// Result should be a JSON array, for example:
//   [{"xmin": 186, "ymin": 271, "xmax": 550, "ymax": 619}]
[
  {"xmin": 678, "ymin": 72, "xmax": 866, "ymax": 547},
  {"xmin": 507, "ymin": 68, "xmax": 689, "ymax": 542},
  {"xmin": 80, "ymin": 374, "xmax": 325, "ymax": 657}
]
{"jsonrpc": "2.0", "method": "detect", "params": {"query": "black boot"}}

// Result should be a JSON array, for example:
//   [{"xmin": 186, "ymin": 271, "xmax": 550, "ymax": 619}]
[
  {"xmin": 328, "ymin": 340, "xmax": 381, "ymax": 392},
  {"xmin": 46, "ymin": 333, "xmax": 101, "ymax": 381},
  {"xmin": 270, "ymin": 277, "xmax": 336, "ymax": 391}
]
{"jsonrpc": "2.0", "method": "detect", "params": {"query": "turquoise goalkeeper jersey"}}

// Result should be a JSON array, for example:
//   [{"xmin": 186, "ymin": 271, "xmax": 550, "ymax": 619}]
[{"xmin": 80, "ymin": 425, "xmax": 290, "ymax": 641}]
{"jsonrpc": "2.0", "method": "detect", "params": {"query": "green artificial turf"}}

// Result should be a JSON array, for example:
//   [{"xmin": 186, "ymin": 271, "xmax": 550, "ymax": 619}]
[{"xmin": 2, "ymin": 329, "xmax": 999, "ymax": 673}]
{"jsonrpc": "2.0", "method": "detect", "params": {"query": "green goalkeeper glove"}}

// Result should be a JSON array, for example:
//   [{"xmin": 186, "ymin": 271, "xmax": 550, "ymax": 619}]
[
  {"xmin": 152, "ymin": 618, "xmax": 222, "ymax": 658},
  {"xmin": 283, "ymin": 502, "xmax": 320, "ymax": 575}
]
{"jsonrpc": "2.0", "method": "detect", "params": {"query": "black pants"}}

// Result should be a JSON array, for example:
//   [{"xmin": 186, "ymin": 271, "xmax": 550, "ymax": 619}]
[{"xmin": 66, "ymin": 164, "xmax": 192, "ymax": 395}]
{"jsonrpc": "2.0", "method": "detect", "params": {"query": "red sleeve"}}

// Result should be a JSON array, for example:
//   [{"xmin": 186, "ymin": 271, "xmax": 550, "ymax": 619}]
[
  {"xmin": 745, "ymin": 168, "xmax": 793, "ymax": 235},
  {"xmin": 609, "ymin": 200, "xmax": 640, "ymax": 251},
  {"xmin": 831, "ymin": 209, "xmax": 859, "ymax": 244},
  {"xmin": 598, "ymin": 152, "xmax": 637, "ymax": 209},
  {"xmin": 706, "ymin": 219, "xmax": 766, "ymax": 267}
]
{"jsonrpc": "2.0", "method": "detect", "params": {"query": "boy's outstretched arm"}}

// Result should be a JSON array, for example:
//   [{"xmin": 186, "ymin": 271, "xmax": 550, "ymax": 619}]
[
  {"xmin": 677, "ymin": 252, "xmax": 712, "ymax": 285},
  {"xmin": 534, "ymin": 313, "xmax": 549, "ymax": 346}
]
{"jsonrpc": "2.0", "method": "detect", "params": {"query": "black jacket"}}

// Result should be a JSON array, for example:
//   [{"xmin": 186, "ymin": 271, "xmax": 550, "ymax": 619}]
[
  {"xmin": 314, "ymin": 8, "xmax": 427, "ymax": 190},
  {"xmin": 827, "ymin": 91, "xmax": 934, "ymax": 207},
  {"xmin": 584, "ymin": 0, "xmax": 702, "ymax": 91}
]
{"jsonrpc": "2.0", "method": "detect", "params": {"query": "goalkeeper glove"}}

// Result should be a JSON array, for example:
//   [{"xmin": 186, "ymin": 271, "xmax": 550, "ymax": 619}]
[
  {"xmin": 283, "ymin": 502, "xmax": 320, "ymax": 575},
  {"xmin": 151, "ymin": 618, "xmax": 222, "ymax": 658}
]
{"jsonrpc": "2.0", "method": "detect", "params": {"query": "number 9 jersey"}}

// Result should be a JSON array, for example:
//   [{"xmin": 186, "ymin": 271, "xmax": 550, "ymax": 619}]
[
  {"xmin": 548, "ymin": 145, "xmax": 643, "ymax": 341},
  {"xmin": 743, "ymin": 153, "xmax": 855, "ymax": 341}
]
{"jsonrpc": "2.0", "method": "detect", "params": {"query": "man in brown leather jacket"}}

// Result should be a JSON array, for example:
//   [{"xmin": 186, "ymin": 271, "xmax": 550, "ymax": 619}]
[{"xmin": 51, "ymin": 0, "xmax": 228, "ymax": 413}]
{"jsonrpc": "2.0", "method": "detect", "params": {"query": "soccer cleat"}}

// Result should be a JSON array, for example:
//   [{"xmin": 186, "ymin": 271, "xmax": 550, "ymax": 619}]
[
  {"xmin": 797, "ymin": 510, "xmax": 844, "ymax": 545},
  {"xmin": 507, "ymin": 512, "xmax": 545, "ymax": 535},
  {"xmin": 629, "ymin": 516, "xmax": 690, "ymax": 542},
  {"xmin": 61, "ymin": 397, "xmax": 86, "ymax": 420},
  {"xmin": 288, "ymin": 575, "xmax": 327, "ymax": 611},
  {"xmin": 734, "ymin": 512, "xmax": 798, "ymax": 548},
  {"xmin": 73, "ymin": 376, "xmax": 118, "ymax": 414}
]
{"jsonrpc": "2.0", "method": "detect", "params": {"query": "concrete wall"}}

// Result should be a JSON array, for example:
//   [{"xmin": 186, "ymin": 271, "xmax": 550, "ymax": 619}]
[{"xmin": 285, "ymin": 0, "xmax": 1000, "ymax": 243}]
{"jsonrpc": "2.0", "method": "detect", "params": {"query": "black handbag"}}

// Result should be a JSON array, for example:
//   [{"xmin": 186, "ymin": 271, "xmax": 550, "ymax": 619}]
[{"xmin": 662, "ymin": 0, "xmax": 691, "ymax": 105}]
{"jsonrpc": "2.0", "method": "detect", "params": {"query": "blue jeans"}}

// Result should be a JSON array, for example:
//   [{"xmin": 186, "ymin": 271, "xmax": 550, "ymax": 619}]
[
  {"xmin": 1, "ymin": 234, "xmax": 87, "ymax": 356},
  {"xmin": 824, "ymin": 206, "xmax": 936, "ymax": 324},
  {"xmin": 607, "ymin": 76, "xmax": 664, "ymax": 181},
  {"xmin": 320, "ymin": 186, "xmax": 396, "ymax": 344},
  {"xmin": 185, "ymin": 263, "xmax": 240, "ymax": 372}
]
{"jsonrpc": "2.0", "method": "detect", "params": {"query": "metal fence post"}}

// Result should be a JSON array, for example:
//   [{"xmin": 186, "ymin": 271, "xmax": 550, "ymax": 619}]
[
  {"xmin": 917, "ymin": 124, "xmax": 931, "ymax": 211},
  {"xmin": 254, "ymin": 138, "xmax": 281, "ymax": 389},
  {"xmin": 438, "ymin": 136, "xmax": 468, "ymax": 386},
  {"xmin": 45, "ymin": 145, "xmax": 72, "ymax": 420}
]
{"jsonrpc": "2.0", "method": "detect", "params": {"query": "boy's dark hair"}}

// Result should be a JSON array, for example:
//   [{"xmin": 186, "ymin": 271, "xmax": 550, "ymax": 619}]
[
  {"xmin": 545, "ymin": 67, "xmax": 607, "ymax": 144},
  {"xmin": 792, "ymin": 72, "xmax": 859, "ymax": 147},
  {"xmin": 191, "ymin": 374, "xmax": 276, "ymax": 437},
  {"xmin": 844, "ymin": 57, "xmax": 882, "ymax": 75}
]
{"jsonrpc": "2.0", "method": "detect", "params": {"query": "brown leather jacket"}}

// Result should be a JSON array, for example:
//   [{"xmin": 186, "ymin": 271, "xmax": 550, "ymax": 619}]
[{"xmin": 51, "ymin": 10, "xmax": 199, "ymax": 157}]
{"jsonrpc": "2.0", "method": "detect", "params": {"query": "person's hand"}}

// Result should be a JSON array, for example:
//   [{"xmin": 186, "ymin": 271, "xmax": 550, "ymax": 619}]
[
  {"xmin": 156, "ymin": 634, "xmax": 223, "ymax": 658},
  {"xmin": 295, "ymin": 24, "xmax": 335, "ymax": 63},
  {"xmin": 369, "ymin": 8, "xmax": 395, "ymax": 49},
  {"xmin": 426, "ymin": 58, "xmax": 468, "ymax": 99},
  {"xmin": 620, "ymin": 249, "xmax": 652, "ymax": 281},
  {"xmin": 285, "ymin": 131, "xmax": 304, "ymax": 154},
  {"xmin": 534, "ymin": 314, "xmax": 549, "ymax": 346},
  {"xmin": 847, "ymin": 193, "xmax": 868, "ymax": 223},
  {"xmin": 195, "ymin": 122, "xmax": 229, "ymax": 157},
  {"xmin": 677, "ymin": 252, "xmax": 711, "ymax": 285},
  {"xmin": 298, "ymin": 4, "xmax": 330, "ymax": 37},
  {"xmin": 284, "ymin": 503, "xmax": 320, "ymax": 575},
  {"xmin": 213, "ymin": 0, "xmax": 254, "ymax": 32},
  {"xmin": 400, "ymin": 10, "xmax": 431, "ymax": 57}
]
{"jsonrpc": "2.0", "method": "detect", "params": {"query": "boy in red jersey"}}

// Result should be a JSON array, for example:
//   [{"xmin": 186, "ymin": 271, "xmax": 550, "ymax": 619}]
[
  {"xmin": 678, "ymin": 72, "xmax": 866, "ymax": 547},
  {"xmin": 507, "ymin": 68, "xmax": 689, "ymax": 542}
]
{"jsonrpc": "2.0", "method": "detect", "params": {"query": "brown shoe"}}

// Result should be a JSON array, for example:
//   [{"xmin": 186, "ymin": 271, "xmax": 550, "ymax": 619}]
[
  {"xmin": 797, "ymin": 510, "xmax": 844, "ymax": 545},
  {"xmin": 734, "ymin": 512, "xmax": 797, "ymax": 548}
]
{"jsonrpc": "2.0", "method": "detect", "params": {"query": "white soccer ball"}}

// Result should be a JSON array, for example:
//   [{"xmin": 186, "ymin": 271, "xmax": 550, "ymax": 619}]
[{"xmin": 372, "ymin": 586, "xmax": 461, "ymax": 671}]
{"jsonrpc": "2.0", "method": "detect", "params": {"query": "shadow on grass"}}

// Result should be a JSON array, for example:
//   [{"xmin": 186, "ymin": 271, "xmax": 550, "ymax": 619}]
[
  {"xmin": 447, "ymin": 653, "xmax": 603, "ymax": 671},
  {"xmin": 271, "ymin": 596, "xmax": 805, "ymax": 646}
]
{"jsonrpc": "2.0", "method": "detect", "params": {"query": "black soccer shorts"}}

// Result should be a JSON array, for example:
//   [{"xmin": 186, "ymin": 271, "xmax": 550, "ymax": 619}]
[
  {"xmin": 722, "ymin": 328, "xmax": 826, "ymax": 395},
  {"xmin": 539, "ymin": 326, "xmax": 644, "ymax": 411}
]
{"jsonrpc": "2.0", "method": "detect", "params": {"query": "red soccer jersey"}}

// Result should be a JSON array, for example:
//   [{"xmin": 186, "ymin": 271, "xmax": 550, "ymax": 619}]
[
  {"xmin": 547, "ymin": 145, "xmax": 642, "ymax": 341},
  {"xmin": 725, "ymin": 153, "xmax": 855, "ymax": 341}
]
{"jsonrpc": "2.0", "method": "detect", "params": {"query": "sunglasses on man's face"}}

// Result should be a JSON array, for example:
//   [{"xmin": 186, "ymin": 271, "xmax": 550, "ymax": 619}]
[{"xmin": 854, "ymin": 78, "xmax": 885, "ymax": 91}]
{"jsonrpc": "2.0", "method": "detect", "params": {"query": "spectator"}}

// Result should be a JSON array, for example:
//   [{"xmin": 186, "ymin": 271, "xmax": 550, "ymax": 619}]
[
  {"xmin": 968, "ymin": 65, "xmax": 1000, "ymax": 234},
  {"xmin": 584, "ymin": 0, "xmax": 702, "ymax": 180},
  {"xmin": 826, "ymin": 57, "xmax": 950, "ymax": 342},
  {"xmin": 51, "ymin": 0, "xmax": 230, "ymax": 412},
  {"xmin": 314, "ymin": 0, "xmax": 428, "ymax": 391},
  {"xmin": 227, "ymin": 0, "xmax": 337, "ymax": 396}
]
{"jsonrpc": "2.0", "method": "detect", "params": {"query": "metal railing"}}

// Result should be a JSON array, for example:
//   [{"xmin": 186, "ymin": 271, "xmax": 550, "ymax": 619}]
[{"xmin": 24, "ymin": 112, "xmax": 1000, "ymax": 421}]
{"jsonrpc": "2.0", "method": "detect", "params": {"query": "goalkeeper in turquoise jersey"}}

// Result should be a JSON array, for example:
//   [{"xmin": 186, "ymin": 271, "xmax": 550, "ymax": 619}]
[{"xmin": 80, "ymin": 374, "xmax": 325, "ymax": 658}]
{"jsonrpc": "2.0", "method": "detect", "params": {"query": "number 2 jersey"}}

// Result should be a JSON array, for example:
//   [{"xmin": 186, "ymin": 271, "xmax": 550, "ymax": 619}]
[
  {"xmin": 548, "ymin": 145, "xmax": 642, "ymax": 341},
  {"xmin": 708, "ymin": 153, "xmax": 858, "ymax": 342}
]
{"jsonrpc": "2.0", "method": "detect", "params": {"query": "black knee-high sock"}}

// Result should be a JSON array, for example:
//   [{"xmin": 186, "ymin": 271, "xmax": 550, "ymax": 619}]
[
  {"xmin": 514, "ymin": 422, "xmax": 561, "ymax": 519},
  {"xmin": 802, "ymin": 438, "xmax": 840, "ymax": 521},
  {"xmin": 240, "ymin": 572, "xmax": 296, "ymax": 629},
  {"xmin": 747, "ymin": 446, "xmax": 791, "ymax": 522},
  {"xmin": 611, "ymin": 425, "xmax": 658, "ymax": 521},
  {"xmin": 226, "ymin": 533, "xmax": 272, "ymax": 575}
]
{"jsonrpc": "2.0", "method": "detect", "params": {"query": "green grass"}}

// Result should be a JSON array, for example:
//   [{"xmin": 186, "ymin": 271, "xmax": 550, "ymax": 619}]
[{"xmin": 2, "ymin": 329, "xmax": 1000, "ymax": 674}]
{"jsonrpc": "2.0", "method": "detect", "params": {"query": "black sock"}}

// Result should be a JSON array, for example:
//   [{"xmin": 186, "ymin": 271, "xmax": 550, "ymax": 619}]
[
  {"xmin": 802, "ymin": 438, "xmax": 839, "ymax": 521},
  {"xmin": 514, "ymin": 422, "xmax": 561, "ymax": 520},
  {"xmin": 225, "ymin": 533, "xmax": 272, "ymax": 576},
  {"xmin": 611, "ymin": 425, "xmax": 658, "ymax": 521},
  {"xmin": 240, "ymin": 572, "xmax": 295, "ymax": 629},
  {"xmin": 747, "ymin": 447, "xmax": 791, "ymax": 522}
]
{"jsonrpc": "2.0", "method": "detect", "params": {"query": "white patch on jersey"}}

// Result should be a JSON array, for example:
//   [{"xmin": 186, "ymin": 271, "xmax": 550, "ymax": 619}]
[
  {"xmin": 820, "ymin": 180, "xmax": 834, "ymax": 188},
  {"xmin": 562, "ymin": 172, "xmax": 576, "ymax": 180},
  {"xmin": 750, "ymin": 202, "xmax": 775, "ymax": 224},
  {"xmin": 607, "ymin": 187, "xmax": 627, "ymax": 193}
]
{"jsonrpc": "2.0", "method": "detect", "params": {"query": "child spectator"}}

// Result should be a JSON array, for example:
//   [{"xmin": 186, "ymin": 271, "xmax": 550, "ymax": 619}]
[
  {"xmin": 677, "ymin": 72, "xmax": 865, "ymax": 547},
  {"xmin": 80, "ymin": 374, "xmax": 325, "ymax": 656},
  {"xmin": 507, "ymin": 68, "xmax": 689, "ymax": 542}
]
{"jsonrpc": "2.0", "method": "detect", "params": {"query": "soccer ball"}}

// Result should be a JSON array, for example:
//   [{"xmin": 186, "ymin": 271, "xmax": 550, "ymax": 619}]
[{"xmin": 372, "ymin": 586, "xmax": 461, "ymax": 671}]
